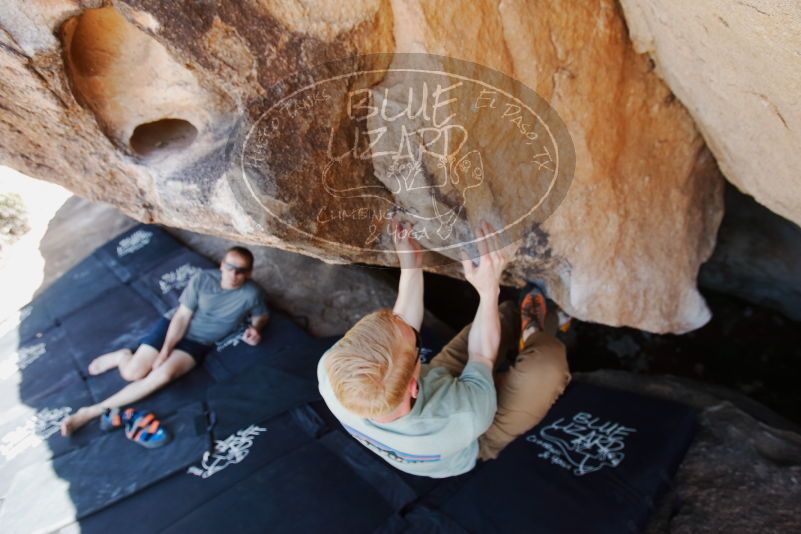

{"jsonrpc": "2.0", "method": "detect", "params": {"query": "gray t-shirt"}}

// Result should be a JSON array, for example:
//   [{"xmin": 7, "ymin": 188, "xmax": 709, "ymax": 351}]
[
  {"xmin": 179, "ymin": 270, "xmax": 268, "ymax": 344},
  {"xmin": 318, "ymin": 349, "xmax": 497, "ymax": 478}
]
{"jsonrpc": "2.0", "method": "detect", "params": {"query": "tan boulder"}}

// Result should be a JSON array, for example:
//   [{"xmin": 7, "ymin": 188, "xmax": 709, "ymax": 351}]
[
  {"xmin": 396, "ymin": 0, "xmax": 723, "ymax": 331},
  {"xmin": 0, "ymin": 0, "xmax": 724, "ymax": 333},
  {"xmin": 619, "ymin": 0, "xmax": 801, "ymax": 227}
]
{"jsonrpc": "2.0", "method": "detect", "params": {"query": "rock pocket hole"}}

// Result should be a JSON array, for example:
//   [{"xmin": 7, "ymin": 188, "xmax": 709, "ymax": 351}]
[{"xmin": 129, "ymin": 119, "xmax": 198, "ymax": 157}]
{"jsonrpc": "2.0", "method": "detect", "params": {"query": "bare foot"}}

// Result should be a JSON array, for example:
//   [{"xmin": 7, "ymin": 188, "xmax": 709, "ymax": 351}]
[
  {"xmin": 60, "ymin": 407, "xmax": 98, "ymax": 437},
  {"xmin": 88, "ymin": 349, "xmax": 128, "ymax": 375}
]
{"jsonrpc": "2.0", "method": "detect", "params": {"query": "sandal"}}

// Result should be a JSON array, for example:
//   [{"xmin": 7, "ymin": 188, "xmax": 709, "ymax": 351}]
[
  {"xmin": 124, "ymin": 410, "xmax": 171, "ymax": 449},
  {"xmin": 99, "ymin": 407, "xmax": 134, "ymax": 432}
]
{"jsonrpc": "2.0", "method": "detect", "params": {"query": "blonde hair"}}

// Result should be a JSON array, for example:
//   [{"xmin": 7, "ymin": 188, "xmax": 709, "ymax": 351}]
[{"xmin": 325, "ymin": 309, "xmax": 418, "ymax": 418}]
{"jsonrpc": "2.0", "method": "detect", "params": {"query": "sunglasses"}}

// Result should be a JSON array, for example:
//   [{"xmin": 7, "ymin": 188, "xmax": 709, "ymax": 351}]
[
  {"xmin": 412, "ymin": 326, "xmax": 423, "ymax": 361},
  {"xmin": 393, "ymin": 313, "xmax": 425, "ymax": 362},
  {"xmin": 222, "ymin": 261, "xmax": 251, "ymax": 275}
]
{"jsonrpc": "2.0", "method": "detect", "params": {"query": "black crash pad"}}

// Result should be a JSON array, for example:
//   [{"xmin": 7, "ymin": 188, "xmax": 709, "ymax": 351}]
[
  {"xmin": 0, "ymin": 376, "xmax": 101, "ymax": 498},
  {"xmin": 161, "ymin": 440, "xmax": 397, "ymax": 534},
  {"xmin": 1, "ymin": 224, "xmax": 697, "ymax": 534},
  {"xmin": 94, "ymin": 226, "xmax": 184, "ymax": 283},
  {"xmin": 0, "ymin": 404, "xmax": 209, "ymax": 533},
  {"xmin": 76, "ymin": 407, "xmax": 326, "ymax": 533},
  {"xmin": 414, "ymin": 381, "xmax": 696, "ymax": 534}
]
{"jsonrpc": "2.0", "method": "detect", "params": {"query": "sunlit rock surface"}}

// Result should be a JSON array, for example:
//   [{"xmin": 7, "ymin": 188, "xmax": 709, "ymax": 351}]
[
  {"xmin": 0, "ymin": 0, "xmax": 728, "ymax": 333},
  {"xmin": 619, "ymin": 0, "xmax": 801, "ymax": 228}
]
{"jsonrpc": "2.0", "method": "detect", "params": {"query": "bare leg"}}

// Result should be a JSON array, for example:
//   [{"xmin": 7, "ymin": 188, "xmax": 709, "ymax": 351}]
[
  {"xmin": 61, "ymin": 349, "xmax": 196, "ymax": 436},
  {"xmin": 117, "ymin": 344, "xmax": 159, "ymax": 381},
  {"xmin": 88, "ymin": 348, "xmax": 132, "ymax": 375}
]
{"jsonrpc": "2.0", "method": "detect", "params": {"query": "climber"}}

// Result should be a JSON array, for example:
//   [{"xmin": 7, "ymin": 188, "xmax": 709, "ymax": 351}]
[{"xmin": 318, "ymin": 220, "xmax": 571, "ymax": 477}]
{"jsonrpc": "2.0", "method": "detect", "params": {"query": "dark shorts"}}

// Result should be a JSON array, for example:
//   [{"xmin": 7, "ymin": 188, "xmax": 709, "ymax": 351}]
[{"xmin": 138, "ymin": 317, "xmax": 213, "ymax": 364}]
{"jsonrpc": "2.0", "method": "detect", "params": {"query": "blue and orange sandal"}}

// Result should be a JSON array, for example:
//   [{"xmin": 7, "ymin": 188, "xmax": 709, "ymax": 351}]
[
  {"xmin": 124, "ymin": 410, "xmax": 171, "ymax": 449},
  {"xmin": 99, "ymin": 407, "xmax": 133, "ymax": 432}
]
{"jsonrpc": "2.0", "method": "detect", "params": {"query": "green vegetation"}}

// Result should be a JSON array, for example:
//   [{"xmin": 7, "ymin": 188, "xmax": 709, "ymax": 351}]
[{"xmin": 0, "ymin": 192, "xmax": 30, "ymax": 246}]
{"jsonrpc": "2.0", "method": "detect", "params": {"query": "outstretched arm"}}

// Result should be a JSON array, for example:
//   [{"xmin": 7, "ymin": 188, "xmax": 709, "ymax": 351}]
[
  {"xmin": 392, "ymin": 221, "xmax": 424, "ymax": 331},
  {"xmin": 153, "ymin": 304, "xmax": 193, "ymax": 369},
  {"xmin": 462, "ymin": 222, "xmax": 511, "ymax": 370}
]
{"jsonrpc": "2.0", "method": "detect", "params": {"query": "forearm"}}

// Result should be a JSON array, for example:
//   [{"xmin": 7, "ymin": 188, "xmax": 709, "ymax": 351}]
[
  {"xmin": 393, "ymin": 268, "xmax": 424, "ymax": 330},
  {"xmin": 467, "ymin": 287, "xmax": 501, "ymax": 368},
  {"xmin": 162, "ymin": 314, "xmax": 190, "ymax": 354}
]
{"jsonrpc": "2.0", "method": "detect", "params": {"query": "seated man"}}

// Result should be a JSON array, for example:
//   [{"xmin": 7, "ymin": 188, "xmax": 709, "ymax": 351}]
[
  {"xmin": 318, "ymin": 222, "xmax": 571, "ymax": 477},
  {"xmin": 61, "ymin": 246, "xmax": 269, "ymax": 436}
]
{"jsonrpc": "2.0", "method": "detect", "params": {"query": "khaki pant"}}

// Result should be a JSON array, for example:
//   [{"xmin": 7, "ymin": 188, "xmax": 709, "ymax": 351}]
[{"xmin": 429, "ymin": 301, "xmax": 571, "ymax": 460}]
